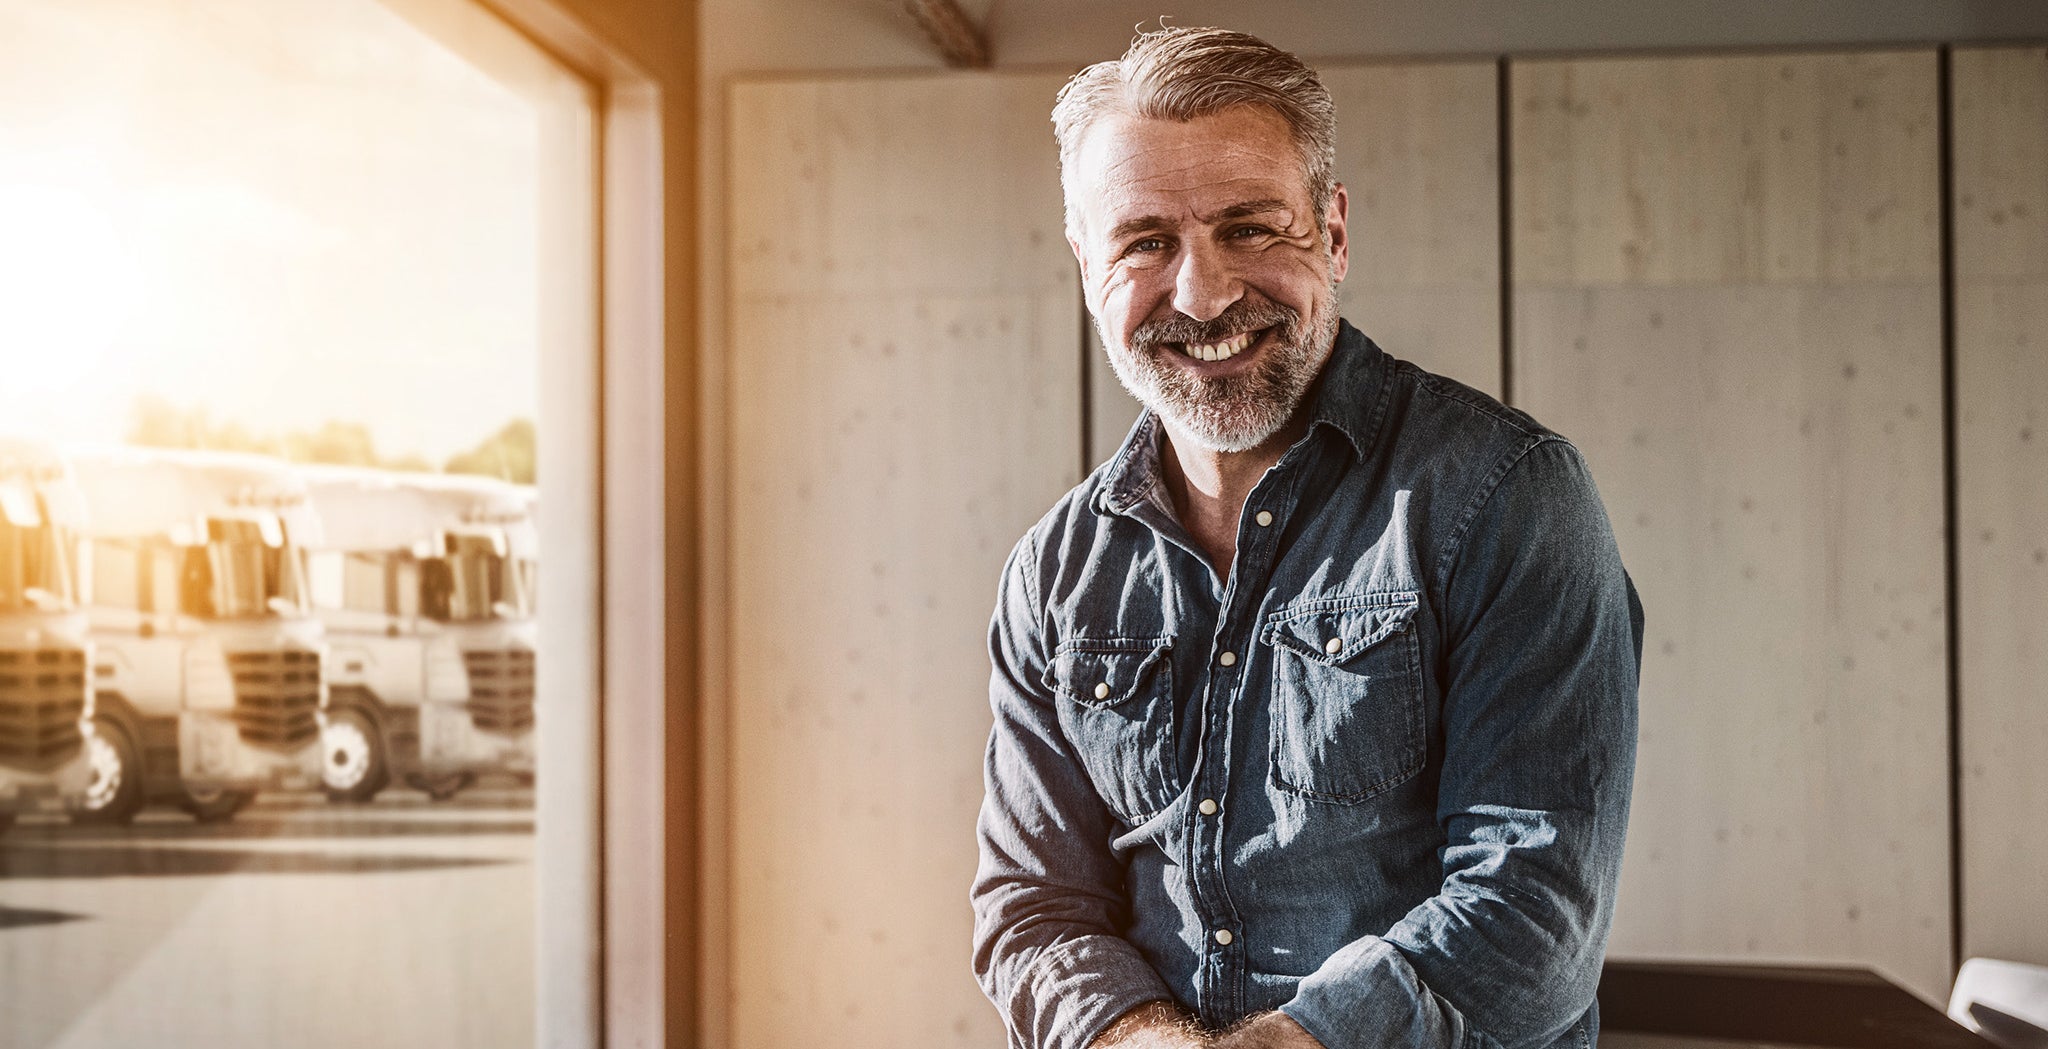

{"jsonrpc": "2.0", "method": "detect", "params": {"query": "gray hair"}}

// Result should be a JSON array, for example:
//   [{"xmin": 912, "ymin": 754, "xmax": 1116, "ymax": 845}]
[{"xmin": 1051, "ymin": 27, "xmax": 1337, "ymax": 236}]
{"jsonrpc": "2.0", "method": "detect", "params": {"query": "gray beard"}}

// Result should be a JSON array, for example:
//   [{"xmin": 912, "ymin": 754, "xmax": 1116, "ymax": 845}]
[{"xmin": 1101, "ymin": 290, "xmax": 1340, "ymax": 454}]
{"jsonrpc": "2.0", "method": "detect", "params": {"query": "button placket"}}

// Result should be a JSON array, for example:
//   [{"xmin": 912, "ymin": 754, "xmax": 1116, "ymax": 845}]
[{"xmin": 1191, "ymin": 450, "xmax": 1310, "ymax": 1017}]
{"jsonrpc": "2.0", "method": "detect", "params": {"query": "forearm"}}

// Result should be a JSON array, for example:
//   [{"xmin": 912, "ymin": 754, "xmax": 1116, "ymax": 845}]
[
  {"xmin": 975, "ymin": 911, "xmax": 1180, "ymax": 1049},
  {"xmin": 1089, "ymin": 1001, "xmax": 1209, "ymax": 1049},
  {"xmin": 1087, "ymin": 1003, "xmax": 1324, "ymax": 1049},
  {"xmin": 1214, "ymin": 1011, "xmax": 1325, "ymax": 1049}
]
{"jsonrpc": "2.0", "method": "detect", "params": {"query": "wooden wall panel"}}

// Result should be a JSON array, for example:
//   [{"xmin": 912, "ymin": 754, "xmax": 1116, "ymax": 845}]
[
  {"xmin": 1512, "ymin": 51, "xmax": 1951, "ymax": 1000},
  {"xmin": 1086, "ymin": 60, "xmax": 1502, "ymax": 466},
  {"xmin": 1953, "ymin": 45, "xmax": 2048, "ymax": 969},
  {"xmin": 727, "ymin": 74, "xmax": 1080, "ymax": 1048},
  {"xmin": 1325, "ymin": 61, "xmax": 1503, "ymax": 394}
]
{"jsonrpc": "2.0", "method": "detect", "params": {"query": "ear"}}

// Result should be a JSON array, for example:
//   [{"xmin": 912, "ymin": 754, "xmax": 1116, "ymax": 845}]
[{"xmin": 1325, "ymin": 182, "xmax": 1350, "ymax": 283}]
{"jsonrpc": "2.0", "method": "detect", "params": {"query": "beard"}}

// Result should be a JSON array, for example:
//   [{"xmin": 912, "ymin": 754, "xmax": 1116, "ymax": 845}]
[{"xmin": 1100, "ymin": 288, "xmax": 1340, "ymax": 454}]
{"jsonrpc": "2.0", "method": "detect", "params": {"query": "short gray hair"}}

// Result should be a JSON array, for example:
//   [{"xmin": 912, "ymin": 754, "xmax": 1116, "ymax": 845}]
[{"xmin": 1051, "ymin": 27, "xmax": 1337, "ymax": 236}]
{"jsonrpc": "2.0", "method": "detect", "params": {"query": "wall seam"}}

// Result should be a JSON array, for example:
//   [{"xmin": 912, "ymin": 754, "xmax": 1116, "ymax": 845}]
[
  {"xmin": 1936, "ymin": 43, "xmax": 1965, "ymax": 982},
  {"xmin": 1496, "ymin": 54, "xmax": 1515, "ymax": 406}
]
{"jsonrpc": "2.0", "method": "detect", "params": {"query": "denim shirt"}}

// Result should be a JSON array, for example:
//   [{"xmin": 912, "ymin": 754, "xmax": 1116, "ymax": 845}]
[{"xmin": 971, "ymin": 321, "xmax": 1643, "ymax": 1049}]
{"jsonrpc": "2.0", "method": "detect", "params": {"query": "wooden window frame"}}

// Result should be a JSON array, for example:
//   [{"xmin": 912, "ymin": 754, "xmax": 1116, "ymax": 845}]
[{"xmin": 376, "ymin": 0, "xmax": 681, "ymax": 1045}]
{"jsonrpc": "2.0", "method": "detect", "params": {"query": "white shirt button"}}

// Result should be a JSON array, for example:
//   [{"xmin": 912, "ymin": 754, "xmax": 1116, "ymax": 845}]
[
  {"xmin": 1255, "ymin": 510, "xmax": 1273, "ymax": 527},
  {"xmin": 1198, "ymin": 798, "xmax": 1218, "ymax": 816},
  {"xmin": 1214, "ymin": 929, "xmax": 1234, "ymax": 946},
  {"xmin": 1093, "ymin": 682, "xmax": 1110, "ymax": 700},
  {"xmin": 1217, "ymin": 651, "xmax": 1236, "ymax": 667},
  {"xmin": 1324, "ymin": 637, "xmax": 1343, "ymax": 655}
]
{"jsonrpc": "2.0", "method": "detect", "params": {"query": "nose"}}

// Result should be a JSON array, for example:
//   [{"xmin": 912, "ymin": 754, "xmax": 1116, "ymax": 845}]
[{"xmin": 1170, "ymin": 240, "xmax": 1243, "ymax": 323}]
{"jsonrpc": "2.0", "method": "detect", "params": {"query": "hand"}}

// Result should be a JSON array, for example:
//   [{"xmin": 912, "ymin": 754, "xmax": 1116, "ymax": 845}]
[
  {"xmin": 1090, "ymin": 1000, "xmax": 1211, "ymax": 1048},
  {"xmin": 1212, "ymin": 1012, "xmax": 1324, "ymax": 1049}
]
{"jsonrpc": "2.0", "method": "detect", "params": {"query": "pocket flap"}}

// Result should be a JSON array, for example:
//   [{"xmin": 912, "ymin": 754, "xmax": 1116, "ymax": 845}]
[
  {"xmin": 1047, "ymin": 638, "xmax": 1172, "ymax": 709},
  {"xmin": 1263, "ymin": 592, "xmax": 1418, "ymax": 666}
]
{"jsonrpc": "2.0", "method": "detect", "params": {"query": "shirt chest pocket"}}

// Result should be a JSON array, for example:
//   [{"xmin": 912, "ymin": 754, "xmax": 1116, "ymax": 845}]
[
  {"xmin": 1262, "ymin": 592, "xmax": 1425, "ymax": 804},
  {"xmin": 1045, "ymin": 638, "xmax": 1181, "ymax": 824}
]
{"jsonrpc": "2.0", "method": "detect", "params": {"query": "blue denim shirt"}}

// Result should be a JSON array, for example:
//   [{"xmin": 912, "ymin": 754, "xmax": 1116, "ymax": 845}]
[{"xmin": 972, "ymin": 321, "xmax": 1643, "ymax": 1049}]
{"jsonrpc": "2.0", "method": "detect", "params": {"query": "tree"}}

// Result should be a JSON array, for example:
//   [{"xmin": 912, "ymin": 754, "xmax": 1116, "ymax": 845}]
[
  {"xmin": 444, "ymin": 418, "xmax": 534, "ymax": 483},
  {"xmin": 124, "ymin": 398, "xmax": 530, "ymax": 481},
  {"xmin": 284, "ymin": 421, "xmax": 380, "ymax": 467},
  {"xmin": 125, "ymin": 397, "xmax": 422, "ymax": 470}
]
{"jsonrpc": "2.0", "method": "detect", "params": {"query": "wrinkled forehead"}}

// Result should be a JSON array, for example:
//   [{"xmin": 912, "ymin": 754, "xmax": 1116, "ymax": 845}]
[{"xmin": 1063, "ymin": 107, "xmax": 1313, "ymax": 234}]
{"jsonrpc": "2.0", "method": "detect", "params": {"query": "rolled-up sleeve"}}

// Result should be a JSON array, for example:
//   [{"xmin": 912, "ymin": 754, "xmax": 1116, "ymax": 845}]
[
  {"xmin": 972, "ymin": 536, "xmax": 1177, "ymax": 1049},
  {"xmin": 1281, "ymin": 438, "xmax": 1644, "ymax": 1049}
]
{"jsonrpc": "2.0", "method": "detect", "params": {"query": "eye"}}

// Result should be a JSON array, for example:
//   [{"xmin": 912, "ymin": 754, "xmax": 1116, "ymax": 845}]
[
  {"xmin": 1227, "ymin": 225, "xmax": 1274, "ymax": 240},
  {"xmin": 1114, "ymin": 236, "xmax": 1171, "ymax": 265}
]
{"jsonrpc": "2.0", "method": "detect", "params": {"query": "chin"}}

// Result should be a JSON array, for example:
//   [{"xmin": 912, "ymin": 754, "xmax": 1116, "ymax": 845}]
[
  {"xmin": 1161, "ymin": 408, "xmax": 1291, "ymax": 454},
  {"xmin": 1108, "ymin": 337, "xmax": 1331, "ymax": 458}
]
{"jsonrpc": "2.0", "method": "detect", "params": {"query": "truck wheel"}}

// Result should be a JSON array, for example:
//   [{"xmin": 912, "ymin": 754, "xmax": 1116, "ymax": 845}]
[
  {"xmin": 407, "ymin": 771, "xmax": 475, "ymax": 802},
  {"xmin": 320, "ymin": 707, "xmax": 389, "ymax": 803},
  {"xmin": 178, "ymin": 784, "xmax": 256, "ymax": 823},
  {"xmin": 73, "ymin": 716, "xmax": 146, "ymax": 825}
]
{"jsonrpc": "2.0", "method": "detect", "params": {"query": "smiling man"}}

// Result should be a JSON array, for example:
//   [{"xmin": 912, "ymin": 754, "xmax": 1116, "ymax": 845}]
[{"xmin": 971, "ymin": 27, "xmax": 1645, "ymax": 1049}]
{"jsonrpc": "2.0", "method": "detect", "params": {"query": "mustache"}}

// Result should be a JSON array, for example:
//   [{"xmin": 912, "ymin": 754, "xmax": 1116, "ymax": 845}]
[{"xmin": 1129, "ymin": 299, "xmax": 1300, "ymax": 352}]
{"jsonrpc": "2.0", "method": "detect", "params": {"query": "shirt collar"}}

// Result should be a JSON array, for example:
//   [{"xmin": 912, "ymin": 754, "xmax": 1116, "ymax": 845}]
[{"xmin": 1094, "ymin": 318, "xmax": 1382, "ymax": 517}]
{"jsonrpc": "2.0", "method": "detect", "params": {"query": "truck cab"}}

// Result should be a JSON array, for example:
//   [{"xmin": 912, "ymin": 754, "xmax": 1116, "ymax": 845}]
[
  {"xmin": 0, "ymin": 437, "xmax": 94, "ymax": 834},
  {"xmin": 68, "ymin": 447, "xmax": 327, "ymax": 822},
  {"xmin": 304, "ymin": 469, "xmax": 536, "ymax": 802}
]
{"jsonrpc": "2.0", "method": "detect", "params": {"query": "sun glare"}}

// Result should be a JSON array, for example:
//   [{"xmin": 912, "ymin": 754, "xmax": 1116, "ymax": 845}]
[
  {"xmin": 0, "ymin": 166, "xmax": 141, "ymax": 391},
  {"xmin": 0, "ymin": 0, "xmax": 541, "ymax": 460}
]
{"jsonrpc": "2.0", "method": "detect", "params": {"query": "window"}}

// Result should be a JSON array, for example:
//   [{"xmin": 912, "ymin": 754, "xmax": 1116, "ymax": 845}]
[{"xmin": 0, "ymin": 2, "xmax": 635, "ymax": 1046}]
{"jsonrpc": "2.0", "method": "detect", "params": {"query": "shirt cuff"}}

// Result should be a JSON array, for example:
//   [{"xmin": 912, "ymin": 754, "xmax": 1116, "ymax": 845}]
[
  {"xmin": 1278, "ymin": 936, "xmax": 1467, "ymax": 1049},
  {"xmin": 1011, "ymin": 934, "xmax": 1178, "ymax": 1049}
]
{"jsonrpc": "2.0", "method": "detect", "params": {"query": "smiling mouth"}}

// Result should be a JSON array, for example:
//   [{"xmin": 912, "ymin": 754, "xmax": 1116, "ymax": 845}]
[{"xmin": 1172, "ymin": 327, "xmax": 1267, "ymax": 363}]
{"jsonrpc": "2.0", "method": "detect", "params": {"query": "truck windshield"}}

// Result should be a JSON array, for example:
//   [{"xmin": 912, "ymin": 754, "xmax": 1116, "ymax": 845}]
[
  {"xmin": 0, "ymin": 490, "xmax": 75, "ymax": 613},
  {"xmin": 423, "ymin": 532, "xmax": 530, "ymax": 622},
  {"xmin": 186, "ymin": 517, "xmax": 307, "ymax": 618}
]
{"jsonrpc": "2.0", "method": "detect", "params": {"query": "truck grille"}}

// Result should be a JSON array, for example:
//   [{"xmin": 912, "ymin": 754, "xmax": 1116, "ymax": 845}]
[
  {"xmin": 464, "ymin": 647, "xmax": 534, "ymax": 734},
  {"xmin": 0, "ymin": 647, "xmax": 87, "ymax": 770},
  {"xmin": 228, "ymin": 647, "xmax": 321, "ymax": 750}
]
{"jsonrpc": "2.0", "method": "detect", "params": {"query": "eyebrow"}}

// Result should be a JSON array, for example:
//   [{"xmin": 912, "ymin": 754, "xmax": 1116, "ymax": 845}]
[{"xmin": 1105, "ymin": 199, "xmax": 1297, "ymax": 244}]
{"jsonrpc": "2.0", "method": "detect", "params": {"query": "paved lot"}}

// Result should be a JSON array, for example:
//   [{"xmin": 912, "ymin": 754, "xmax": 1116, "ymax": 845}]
[{"xmin": 0, "ymin": 789, "xmax": 534, "ymax": 1049}]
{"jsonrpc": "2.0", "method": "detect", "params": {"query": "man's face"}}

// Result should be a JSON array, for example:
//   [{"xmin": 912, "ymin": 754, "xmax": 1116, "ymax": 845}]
[{"xmin": 1066, "ymin": 105, "xmax": 1349, "ymax": 454}]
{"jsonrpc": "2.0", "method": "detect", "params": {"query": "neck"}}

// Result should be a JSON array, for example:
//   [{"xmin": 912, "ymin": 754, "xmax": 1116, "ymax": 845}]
[
  {"xmin": 1154, "ymin": 320, "xmax": 1342, "ymax": 577},
  {"xmin": 1160, "ymin": 414, "xmax": 1305, "ymax": 510},
  {"xmin": 1158, "ymin": 409, "xmax": 1311, "ymax": 580}
]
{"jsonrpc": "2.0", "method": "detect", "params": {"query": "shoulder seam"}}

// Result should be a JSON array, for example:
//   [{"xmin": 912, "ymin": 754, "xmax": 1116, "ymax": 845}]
[
  {"xmin": 1409, "ymin": 367, "xmax": 1550, "ymax": 439},
  {"xmin": 1429, "ymin": 433, "xmax": 1572, "ymax": 594}
]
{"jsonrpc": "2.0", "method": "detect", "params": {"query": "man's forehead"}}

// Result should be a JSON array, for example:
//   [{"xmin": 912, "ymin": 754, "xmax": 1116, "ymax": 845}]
[
  {"xmin": 1074, "ymin": 108, "xmax": 1298, "ymax": 172},
  {"xmin": 1070, "ymin": 108, "xmax": 1311, "ymax": 227}
]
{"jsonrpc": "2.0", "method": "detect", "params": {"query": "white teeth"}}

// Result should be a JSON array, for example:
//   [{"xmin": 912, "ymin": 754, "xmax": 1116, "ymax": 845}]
[{"xmin": 1184, "ymin": 330, "xmax": 1257, "ymax": 362}]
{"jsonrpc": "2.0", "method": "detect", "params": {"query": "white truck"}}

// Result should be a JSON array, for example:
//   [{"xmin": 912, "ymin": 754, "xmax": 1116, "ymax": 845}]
[
  {"xmin": 68, "ymin": 447, "xmax": 327, "ymax": 822},
  {"xmin": 302, "ymin": 468, "xmax": 536, "ymax": 802},
  {"xmin": 0, "ymin": 437, "xmax": 94, "ymax": 834}
]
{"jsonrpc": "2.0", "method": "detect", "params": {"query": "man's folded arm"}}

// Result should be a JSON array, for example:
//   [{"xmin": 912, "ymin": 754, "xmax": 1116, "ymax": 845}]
[
  {"xmin": 973, "ymin": 538, "xmax": 1180, "ymax": 1049},
  {"xmin": 1279, "ymin": 439, "xmax": 1644, "ymax": 1049}
]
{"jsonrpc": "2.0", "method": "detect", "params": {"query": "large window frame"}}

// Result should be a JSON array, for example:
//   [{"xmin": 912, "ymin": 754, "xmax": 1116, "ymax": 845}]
[{"xmin": 375, "ymin": 1, "xmax": 676, "ymax": 1046}]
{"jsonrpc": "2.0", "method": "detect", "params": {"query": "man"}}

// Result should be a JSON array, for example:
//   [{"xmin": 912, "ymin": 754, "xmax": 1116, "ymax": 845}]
[{"xmin": 972, "ymin": 26, "xmax": 1643, "ymax": 1049}]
